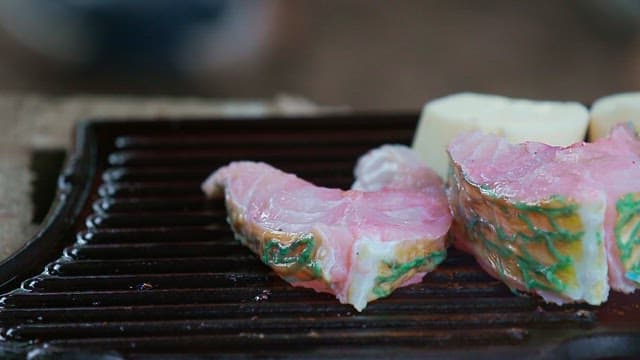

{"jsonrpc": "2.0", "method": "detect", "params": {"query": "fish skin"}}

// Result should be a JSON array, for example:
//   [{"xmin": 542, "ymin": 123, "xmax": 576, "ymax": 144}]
[{"xmin": 202, "ymin": 146, "xmax": 451, "ymax": 311}]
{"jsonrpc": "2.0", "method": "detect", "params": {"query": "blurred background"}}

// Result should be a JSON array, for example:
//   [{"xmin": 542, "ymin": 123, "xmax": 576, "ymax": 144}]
[{"xmin": 0, "ymin": 0, "xmax": 638, "ymax": 110}]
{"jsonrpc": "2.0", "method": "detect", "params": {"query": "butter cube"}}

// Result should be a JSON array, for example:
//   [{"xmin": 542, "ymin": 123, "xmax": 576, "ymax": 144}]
[{"xmin": 589, "ymin": 92, "xmax": 640, "ymax": 141}]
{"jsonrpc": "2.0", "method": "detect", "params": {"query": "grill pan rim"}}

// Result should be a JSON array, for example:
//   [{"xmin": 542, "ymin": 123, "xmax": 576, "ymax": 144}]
[{"xmin": 0, "ymin": 121, "xmax": 98, "ymax": 294}]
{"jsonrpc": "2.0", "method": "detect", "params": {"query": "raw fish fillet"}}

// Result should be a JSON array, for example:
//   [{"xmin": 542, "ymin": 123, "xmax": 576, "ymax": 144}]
[
  {"xmin": 447, "ymin": 124, "xmax": 640, "ymax": 305},
  {"xmin": 202, "ymin": 145, "xmax": 451, "ymax": 311}
]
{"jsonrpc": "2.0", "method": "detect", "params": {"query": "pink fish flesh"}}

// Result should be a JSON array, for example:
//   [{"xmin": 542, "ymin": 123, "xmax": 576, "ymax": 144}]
[{"xmin": 352, "ymin": 144, "xmax": 444, "ymax": 192}]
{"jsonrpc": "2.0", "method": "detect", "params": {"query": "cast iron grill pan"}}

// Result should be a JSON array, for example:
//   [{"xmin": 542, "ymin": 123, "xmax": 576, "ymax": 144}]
[{"xmin": 0, "ymin": 115, "xmax": 638, "ymax": 359}]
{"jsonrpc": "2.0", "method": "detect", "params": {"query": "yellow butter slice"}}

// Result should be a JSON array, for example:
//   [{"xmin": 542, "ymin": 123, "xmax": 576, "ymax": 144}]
[{"xmin": 412, "ymin": 92, "xmax": 589, "ymax": 178}]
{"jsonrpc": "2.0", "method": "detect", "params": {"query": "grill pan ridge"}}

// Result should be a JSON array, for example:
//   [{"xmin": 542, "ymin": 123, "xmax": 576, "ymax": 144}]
[{"xmin": 0, "ymin": 114, "xmax": 638, "ymax": 359}]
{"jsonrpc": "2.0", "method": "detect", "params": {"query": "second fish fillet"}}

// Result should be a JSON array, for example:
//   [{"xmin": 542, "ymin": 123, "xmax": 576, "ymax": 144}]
[{"xmin": 447, "ymin": 124, "xmax": 640, "ymax": 305}]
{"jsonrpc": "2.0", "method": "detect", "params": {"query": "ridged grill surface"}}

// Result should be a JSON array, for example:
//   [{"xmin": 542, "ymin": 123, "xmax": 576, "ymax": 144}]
[{"xmin": 1, "ymin": 115, "xmax": 636, "ymax": 358}]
